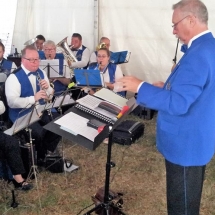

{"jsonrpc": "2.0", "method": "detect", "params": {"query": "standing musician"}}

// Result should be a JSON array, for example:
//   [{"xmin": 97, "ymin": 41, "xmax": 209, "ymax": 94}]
[
  {"xmin": 0, "ymin": 42, "xmax": 16, "ymax": 74},
  {"xmin": 39, "ymin": 40, "xmax": 71, "ymax": 95},
  {"xmin": 69, "ymin": 33, "xmax": 90, "ymax": 69},
  {"xmin": 5, "ymin": 45, "xmax": 61, "ymax": 165},
  {"xmin": 88, "ymin": 47, "xmax": 125, "ymax": 96}
]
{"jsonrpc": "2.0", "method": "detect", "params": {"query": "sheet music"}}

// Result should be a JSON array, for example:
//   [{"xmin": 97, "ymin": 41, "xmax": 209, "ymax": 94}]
[
  {"xmin": 76, "ymin": 95, "xmax": 117, "ymax": 118},
  {"xmin": 40, "ymin": 59, "xmax": 63, "ymax": 78},
  {"xmin": 53, "ymin": 95, "xmax": 75, "ymax": 107},
  {"xmin": 4, "ymin": 105, "xmax": 43, "ymax": 136},
  {"xmin": 54, "ymin": 112, "xmax": 99, "ymax": 141},
  {"xmin": 94, "ymin": 88, "xmax": 128, "ymax": 108}
]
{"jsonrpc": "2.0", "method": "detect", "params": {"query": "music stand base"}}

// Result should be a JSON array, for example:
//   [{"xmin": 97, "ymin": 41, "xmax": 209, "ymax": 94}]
[{"xmin": 84, "ymin": 202, "xmax": 126, "ymax": 215}]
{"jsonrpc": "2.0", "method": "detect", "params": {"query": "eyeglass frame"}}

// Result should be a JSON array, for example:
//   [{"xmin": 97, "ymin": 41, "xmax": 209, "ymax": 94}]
[
  {"xmin": 172, "ymin": 15, "xmax": 190, "ymax": 29},
  {"xmin": 23, "ymin": 57, "xmax": 40, "ymax": 63},
  {"xmin": 97, "ymin": 55, "xmax": 109, "ymax": 58}
]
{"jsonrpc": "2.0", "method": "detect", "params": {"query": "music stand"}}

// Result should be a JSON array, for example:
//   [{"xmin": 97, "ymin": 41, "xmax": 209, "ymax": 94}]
[
  {"xmin": 84, "ymin": 102, "xmax": 135, "ymax": 215},
  {"xmin": 39, "ymin": 59, "xmax": 67, "ymax": 79},
  {"xmin": 110, "ymin": 51, "xmax": 131, "ymax": 64}
]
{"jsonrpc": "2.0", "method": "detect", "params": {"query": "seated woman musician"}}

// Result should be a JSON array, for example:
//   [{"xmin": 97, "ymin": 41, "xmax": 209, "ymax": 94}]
[
  {"xmin": 88, "ymin": 47, "xmax": 126, "ymax": 96},
  {"xmin": 0, "ymin": 101, "xmax": 33, "ymax": 191}
]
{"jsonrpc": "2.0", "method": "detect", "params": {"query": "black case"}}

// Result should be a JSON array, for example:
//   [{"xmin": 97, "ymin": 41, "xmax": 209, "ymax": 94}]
[{"xmin": 112, "ymin": 120, "xmax": 144, "ymax": 145}]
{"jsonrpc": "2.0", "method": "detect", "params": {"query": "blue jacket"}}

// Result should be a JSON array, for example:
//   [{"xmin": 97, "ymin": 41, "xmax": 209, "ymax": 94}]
[{"xmin": 137, "ymin": 32, "xmax": 215, "ymax": 166}]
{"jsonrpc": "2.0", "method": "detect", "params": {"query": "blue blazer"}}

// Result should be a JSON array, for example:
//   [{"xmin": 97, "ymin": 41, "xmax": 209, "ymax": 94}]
[{"xmin": 137, "ymin": 32, "xmax": 215, "ymax": 166}]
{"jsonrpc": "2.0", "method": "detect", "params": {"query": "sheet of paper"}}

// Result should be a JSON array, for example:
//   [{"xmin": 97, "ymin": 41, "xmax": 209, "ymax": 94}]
[
  {"xmin": 54, "ymin": 112, "xmax": 99, "ymax": 141},
  {"xmin": 94, "ymin": 88, "xmax": 128, "ymax": 108}
]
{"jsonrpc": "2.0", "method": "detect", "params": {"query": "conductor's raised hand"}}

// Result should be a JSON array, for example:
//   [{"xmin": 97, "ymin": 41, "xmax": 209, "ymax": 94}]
[
  {"xmin": 34, "ymin": 90, "xmax": 48, "ymax": 102},
  {"xmin": 117, "ymin": 76, "xmax": 143, "ymax": 93}
]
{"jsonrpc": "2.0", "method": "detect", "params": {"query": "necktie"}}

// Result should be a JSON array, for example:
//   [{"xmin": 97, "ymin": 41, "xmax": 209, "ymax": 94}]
[
  {"xmin": 28, "ymin": 72, "xmax": 37, "ymax": 76},
  {"xmin": 181, "ymin": 44, "xmax": 188, "ymax": 53}
]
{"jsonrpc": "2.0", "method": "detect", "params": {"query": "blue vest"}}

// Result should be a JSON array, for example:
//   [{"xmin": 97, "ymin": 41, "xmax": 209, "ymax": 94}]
[
  {"xmin": 9, "ymin": 67, "xmax": 45, "ymax": 122},
  {"xmin": 0, "ymin": 58, "xmax": 13, "ymax": 74},
  {"xmin": 76, "ymin": 46, "xmax": 88, "ymax": 69},
  {"xmin": 88, "ymin": 62, "xmax": 125, "ymax": 96},
  {"xmin": 38, "ymin": 51, "xmax": 66, "ymax": 95}
]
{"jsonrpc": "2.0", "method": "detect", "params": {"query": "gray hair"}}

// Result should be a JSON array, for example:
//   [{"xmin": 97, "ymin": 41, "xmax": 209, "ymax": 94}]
[
  {"xmin": 43, "ymin": 40, "xmax": 56, "ymax": 47},
  {"xmin": 21, "ymin": 45, "xmax": 37, "ymax": 57},
  {"xmin": 172, "ymin": 0, "xmax": 208, "ymax": 24}
]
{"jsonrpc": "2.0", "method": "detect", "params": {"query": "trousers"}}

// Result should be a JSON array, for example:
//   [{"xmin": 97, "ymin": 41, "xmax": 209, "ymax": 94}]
[{"xmin": 165, "ymin": 159, "xmax": 205, "ymax": 215}]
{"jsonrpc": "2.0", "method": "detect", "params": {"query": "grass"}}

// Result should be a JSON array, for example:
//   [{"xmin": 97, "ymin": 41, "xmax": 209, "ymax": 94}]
[{"xmin": 1, "ymin": 113, "xmax": 215, "ymax": 215}]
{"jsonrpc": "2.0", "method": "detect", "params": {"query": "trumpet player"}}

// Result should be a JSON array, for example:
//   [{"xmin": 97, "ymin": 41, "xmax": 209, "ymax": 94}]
[{"xmin": 5, "ymin": 45, "xmax": 61, "ymax": 165}]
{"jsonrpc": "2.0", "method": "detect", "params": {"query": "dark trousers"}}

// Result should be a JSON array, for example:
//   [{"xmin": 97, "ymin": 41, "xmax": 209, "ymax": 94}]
[
  {"xmin": 0, "ymin": 132, "xmax": 25, "ymax": 176},
  {"xmin": 165, "ymin": 159, "xmax": 205, "ymax": 215}
]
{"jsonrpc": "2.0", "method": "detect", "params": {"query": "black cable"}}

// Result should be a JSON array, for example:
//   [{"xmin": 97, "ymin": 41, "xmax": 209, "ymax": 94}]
[{"xmin": 76, "ymin": 203, "xmax": 94, "ymax": 215}]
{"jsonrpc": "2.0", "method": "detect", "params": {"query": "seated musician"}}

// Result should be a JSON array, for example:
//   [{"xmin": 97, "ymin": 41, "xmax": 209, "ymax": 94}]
[
  {"xmin": 0, "ymin": 101, "xmax": 32, "ymax": 191},
  {"xmin": 0, "ymin": 42, "xmax": 16, "ymax": 74},
  {"xmin": 5, "ymin": 45, "xmax": 61, "ymax": 165},
  {"xmin": 39, "ymin": 40, "xmax": 71, "ymax": 95},
  {"xmin": 88, "ymin": 47, "xmax": 126, "ymax": 96},
  {"xmin": 89, "ymin": 37, "xmax": 112, "ymax": 64},
  {"xmin": 69, "ymin": 33, "xmax": 90, "ymax": 69},
  {"xmin": 35, "ymin": 34, "xmax": 46, "ymax": 51}
]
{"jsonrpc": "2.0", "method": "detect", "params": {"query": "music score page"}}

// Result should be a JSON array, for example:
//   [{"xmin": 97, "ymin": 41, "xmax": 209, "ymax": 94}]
[{"xmin": 54, "ymin": 112, "xmax": 99, "ymax": 141}]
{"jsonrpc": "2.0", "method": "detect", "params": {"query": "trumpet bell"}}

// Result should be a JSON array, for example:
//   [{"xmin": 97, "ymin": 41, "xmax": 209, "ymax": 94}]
[
  {"xmin": 96, "ymin": 42, "xmax": 107, "ymax": 51},
  {"xmin": 24, "ymin": 38, "xmax": 37, "ymax": 46}
]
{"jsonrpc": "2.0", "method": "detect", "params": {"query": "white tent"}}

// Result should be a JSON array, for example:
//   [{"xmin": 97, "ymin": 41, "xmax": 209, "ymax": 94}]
[{"xmin": 1, "ymin": 0, "xmax": 215, "ymax": 82}]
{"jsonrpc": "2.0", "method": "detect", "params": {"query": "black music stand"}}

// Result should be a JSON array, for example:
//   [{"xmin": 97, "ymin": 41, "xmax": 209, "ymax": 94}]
[
  {"xmin": 83, "ymin": 104, "xmax": 135, "ymax": 215},
  {"xmin": 39, "ymin": 59, "xmax": 67, "ymax": 79}
]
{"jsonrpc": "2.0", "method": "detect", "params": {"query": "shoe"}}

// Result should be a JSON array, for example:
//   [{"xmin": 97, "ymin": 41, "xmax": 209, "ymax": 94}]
[{"xmin": 14, "ymin": 180, "xmax": 33, "ymax": 191}]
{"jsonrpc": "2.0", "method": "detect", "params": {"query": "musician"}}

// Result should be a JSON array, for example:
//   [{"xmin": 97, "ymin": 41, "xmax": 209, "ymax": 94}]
[
  {"xmin": 35, "ymin": 34, "xmax": 46, "ymax": 51},
  {"xmin": 39, "ymin": 40, "xmax": 71, "ymax": 94},
  {"xmin": 89, "ymin": 37, "xmax": 112, "ymax": 64},
  {"xmin": 88, "ymin": 47, "xmax": 125, "ymax": 96},
  {"xmin": 5, "ymin": 45, "xmax": 61, "ymax": 164},
  {"xmin": 0, "ymin": 42, "xmax": 16, "ymax": 74},
  {"xmin": 69, "ymin": 33, "xmax": 90, "ymax": 69},
  {"xmin": 0, "ymin": 101, "xmax": 32, "ymax": 191}
]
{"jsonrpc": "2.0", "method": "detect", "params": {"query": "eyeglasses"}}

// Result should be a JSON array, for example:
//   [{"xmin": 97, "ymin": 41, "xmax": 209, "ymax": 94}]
[
  {"xmin": 23, "ymin": 58, "xmax": 40, "ymax": 63},
  {"xmin": 44, "ymin": 48, "xmax": 55, "ymax": 52},
  {"xmin": 172, "ymin": 15, "xmax": 189, "ymax": 29},
  {"xmin": 97, "ymin": 55, "xmax": 108, "ymax": 58}
]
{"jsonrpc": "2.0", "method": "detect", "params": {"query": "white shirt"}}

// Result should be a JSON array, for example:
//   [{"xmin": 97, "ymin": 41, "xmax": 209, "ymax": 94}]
[
  {"xmin": 71, "ymin": 45, "xmax": 90, "ymax": 68},
  {"xmin": 0, "ymin": 101, "xmax": 5, "ymax": 115},
  {"xmin": 89, "ymin": 52, "xmax": 97, "ymax": 64},
  {"xmin": 5, "ymin": 64, "xmax": 53, "ymax": 109}
]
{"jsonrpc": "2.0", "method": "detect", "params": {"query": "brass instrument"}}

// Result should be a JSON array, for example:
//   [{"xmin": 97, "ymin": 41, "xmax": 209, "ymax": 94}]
[
  {"xmin": 96, "ymin": 42, "xmax": 107, "ymax": 51},
  {"xmin": 56, "ymin": 37, "xmax": 78, "ymax": 65},
  {"xmin": 24, "ymin": 38, "xmax": 37, "ymax": 46}
]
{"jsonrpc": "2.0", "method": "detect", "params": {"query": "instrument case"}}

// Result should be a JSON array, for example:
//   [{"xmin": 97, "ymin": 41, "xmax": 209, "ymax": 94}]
[{"xmin": 112, "ymin": 120, "xmax": 144, "ymax": 145}]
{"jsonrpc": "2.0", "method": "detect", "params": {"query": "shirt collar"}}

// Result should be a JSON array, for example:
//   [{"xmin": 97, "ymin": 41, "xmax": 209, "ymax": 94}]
[{"xmin": 187, "ymin": 30, "xmax": 210, "ymax": 48}]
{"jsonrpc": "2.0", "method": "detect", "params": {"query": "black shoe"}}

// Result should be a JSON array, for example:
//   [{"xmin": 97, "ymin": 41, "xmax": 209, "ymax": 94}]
[{"xmin": 14, "ymin": 180, "xmax": 33, "ymax": 191}]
